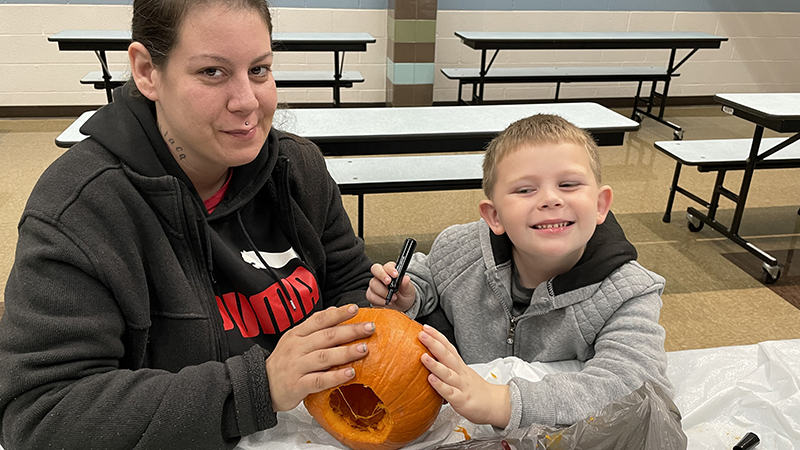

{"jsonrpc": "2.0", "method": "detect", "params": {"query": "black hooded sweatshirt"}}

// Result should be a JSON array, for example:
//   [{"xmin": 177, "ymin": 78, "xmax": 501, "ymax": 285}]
[{"xmin": 0, "ymin": 84, "xmax": 373, "ymax": 449}]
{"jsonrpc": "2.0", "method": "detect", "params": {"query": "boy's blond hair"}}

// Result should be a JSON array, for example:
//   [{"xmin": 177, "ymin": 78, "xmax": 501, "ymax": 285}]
[{"xmin": 482, "ymin": 114, "xmax": 601, "ymax": 199}]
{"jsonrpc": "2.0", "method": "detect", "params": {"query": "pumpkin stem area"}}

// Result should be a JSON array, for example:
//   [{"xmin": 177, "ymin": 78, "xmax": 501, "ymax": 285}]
[{"xmin": 330, "ymin": 384, "xmax": 388, "ymax": 431}]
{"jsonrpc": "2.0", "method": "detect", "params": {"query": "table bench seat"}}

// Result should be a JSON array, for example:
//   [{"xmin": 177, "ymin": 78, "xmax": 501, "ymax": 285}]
[
  {"xmin": 326, "ymin": 154, "xmax": 483, "ymax": 237},
  {"xmin": 654, "ymin": 137, "xmax": 800, "ymax": 224},
  {"xmin": 442, "ymin": 66, "xmax": 674, "ymax": 105},
  {"xmin": 655, "ymin": 137, "xmax": 800, "ymax": 171},
  {"xmin": 80, "ymin": 70, "xmax": 365, "ymax": 91},
  {"xmin": 442, "ymin": 66, "xmax": 670, "ymax": 84},
  {"xmin": 327, "ymin": 154, "xmax": 483, "ymax": 195},
  {"xmin": 273, "ymin": 71, "xmax": 364, "ymax": 88}
]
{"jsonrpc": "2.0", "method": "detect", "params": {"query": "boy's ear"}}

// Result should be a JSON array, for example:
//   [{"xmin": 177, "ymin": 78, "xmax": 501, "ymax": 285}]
[
  {"xmin": 479, "ymin": 199, "xmax": 506, "ymax": 235},
  {"xmin": 128, "ymin": 42, "xmax": 160, "ymax": 101},
  {"xmin": 596, "ymin": 185, "xmax": 613, "ymax": 225}
]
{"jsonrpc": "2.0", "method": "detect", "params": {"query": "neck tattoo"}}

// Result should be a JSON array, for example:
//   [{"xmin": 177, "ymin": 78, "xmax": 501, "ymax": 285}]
[{"xmin": 159, "ymin": 124, "xmax": 187, "ymax": 161}]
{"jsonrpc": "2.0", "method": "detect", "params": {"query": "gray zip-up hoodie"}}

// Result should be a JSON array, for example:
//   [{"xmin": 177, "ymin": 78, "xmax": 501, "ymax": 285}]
[{"xmin": 405, "ymin": 214, "xmax": 671, "ymax": 430}]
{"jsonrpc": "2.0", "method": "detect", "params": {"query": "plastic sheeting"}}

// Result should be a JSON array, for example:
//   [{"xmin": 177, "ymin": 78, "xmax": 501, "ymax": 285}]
[
  {"xmin": 429, "ymin": 381, "xmax": 687, "ymax": 450},
  {"xmin": 236, "ymin": 339, "xmax": 800, "ymax": 450},
  {"xmin": 2, "ymin": 340, "xmax": 796, "ymax": 450},
  {"xmin": 670, "ymin": 339, "xmax": 800, "ymax": 449}
]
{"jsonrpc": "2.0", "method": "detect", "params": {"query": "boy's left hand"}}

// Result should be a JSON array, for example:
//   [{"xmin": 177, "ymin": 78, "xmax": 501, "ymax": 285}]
[{"xmin": 418, "ymin": 325, "xmax": 511, "ymax": 428}]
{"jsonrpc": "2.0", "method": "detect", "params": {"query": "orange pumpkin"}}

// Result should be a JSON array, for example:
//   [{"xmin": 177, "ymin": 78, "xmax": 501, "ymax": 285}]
[{"xmin": 304, "ymin": 308, "xmax": 443, "ymax": 450}]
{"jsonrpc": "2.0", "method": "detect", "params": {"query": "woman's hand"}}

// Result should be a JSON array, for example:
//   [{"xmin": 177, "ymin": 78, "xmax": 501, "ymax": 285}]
[
  {"xmin": 419, "ymin": 325, "xmax": 511, "ymax": 428},
  {"xmin": 266, "ymin": 304, "xmax": 375, "ymax": 412},
  {"xmin": 366, "ymin": 262, "xmax": 415, "ymax": 312}
]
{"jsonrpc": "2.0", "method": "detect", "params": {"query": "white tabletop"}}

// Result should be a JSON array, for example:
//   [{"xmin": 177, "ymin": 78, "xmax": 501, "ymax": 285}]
[
  {"xmin": 654, "ymin": 137, "xmax": 800, "ymax": 166},
  {"xmin": 48, "ymin": 30, "xmax": 375, "ymax": 53},
  {"xmin": 454, "ymin": 31, "xmax": 727, "ymax": 50},
  {"xmin": 48, "ymin": 29, "xmax": 132, "ymax": 41},
  {"xmin": 49, "ymin": 30, "xmax": 375, "ymax": 43},
  {"xmin": 715, "ymin": 93, "xmax": 800, "ymax": 119},
  {"xmin": 456, "ymin": 31, "xmax": 724, "ymax": 41},
  {"xmin": 272, "ymin": 32, "xmax": 375, "ymax": 43},
  {"xmin": 274, "ymin": 102, "xmax": 638, "ymax": 141},
  {"xmin": 57, "ymin": 103, "xmax": 638, "ymax": 149}
]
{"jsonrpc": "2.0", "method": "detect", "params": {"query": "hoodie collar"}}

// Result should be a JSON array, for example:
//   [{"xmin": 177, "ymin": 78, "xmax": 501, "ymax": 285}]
[
  {"xmin": 80, "ymin": 83, "xmax": 280, "ymax": 217},
  {"xmin": 488, "ymin": 211, "xmax": 637, "ymax": 295}
]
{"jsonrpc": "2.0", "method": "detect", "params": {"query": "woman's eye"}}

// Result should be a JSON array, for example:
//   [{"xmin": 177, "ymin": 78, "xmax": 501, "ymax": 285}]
[
  {"xmin": 251, "ymin": 66, "xmax": 271, "ymax": 77},
  {"xmin": 201, "ymin": 68, "xmax": 223, "ymax": 78}
]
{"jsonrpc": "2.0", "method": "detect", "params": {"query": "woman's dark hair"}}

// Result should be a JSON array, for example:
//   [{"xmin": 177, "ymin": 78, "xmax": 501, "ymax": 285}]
[{"xmin": 132, "ymin": 0, "xmax": 273, "ymax": 68}]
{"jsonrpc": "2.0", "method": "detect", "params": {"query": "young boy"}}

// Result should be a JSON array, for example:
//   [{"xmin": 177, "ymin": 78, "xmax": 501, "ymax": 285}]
[{"xmin": 367, "ymin": 114, "xmax": 671, "ymax": 431}]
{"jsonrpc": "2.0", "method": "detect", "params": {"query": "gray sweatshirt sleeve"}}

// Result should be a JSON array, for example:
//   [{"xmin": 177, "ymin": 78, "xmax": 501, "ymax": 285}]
[
  {"xmin": 404, "ymin": 223, "xmax": 483, "ymax": 320},
  {"xmin": 505, "ymin": 274, "xmax": 670, "ymax": 429},
  {"xmin": 404, "ymin": 251, "xmax": 441, "ymax": 319}
]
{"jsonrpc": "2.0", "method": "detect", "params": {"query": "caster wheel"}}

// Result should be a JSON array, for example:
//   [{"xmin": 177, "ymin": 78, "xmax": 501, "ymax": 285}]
[
  {"xmin": 688, "ymin": 221, "xmax": 704, "ymax": 232},
  {"xmin": 761, "ymin": 263, "xmax": 782, "ymax": 284},
  {"xmin": 686, "ymin": 213, "xmax": 703, "ymax": 232},
  {"xmin": 633, "ymin": 112, "xmax": 643, "ymax": 123},
  {"xmin": 673, "ymin": 130, "xmax": 685, "ymax": 140},
  {"xmin": 662, "ymin": 212, "xmax": 671, "ymax": 223}
]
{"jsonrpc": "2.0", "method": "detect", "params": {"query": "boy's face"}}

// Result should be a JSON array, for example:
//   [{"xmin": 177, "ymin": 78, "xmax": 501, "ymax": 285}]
[{"xmin": 479, "ymin": 141, "xmax": 613, "ymax": 268}]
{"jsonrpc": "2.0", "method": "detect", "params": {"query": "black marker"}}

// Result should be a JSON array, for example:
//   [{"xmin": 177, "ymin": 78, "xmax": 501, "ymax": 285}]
[
  {"xmin": 386, "ymin": 238, "xmax": 417, "ymax": 305},
  {"xmin": 733, "ymin": 432, "xmax": 759, "ymax": 450}
]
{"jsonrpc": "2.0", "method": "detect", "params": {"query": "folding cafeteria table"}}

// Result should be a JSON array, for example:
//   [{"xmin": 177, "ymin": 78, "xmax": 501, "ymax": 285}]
[
  {"xmin": 452, "ymin": 31, "xmax": 727, "ymax": 139},
  {"xmin": 48, "ymin": 30, "xmax": 375, "ymax": 105},
  {"xmin": 655, "ymin": 93, "xmax": 800, "ymax": 283}
]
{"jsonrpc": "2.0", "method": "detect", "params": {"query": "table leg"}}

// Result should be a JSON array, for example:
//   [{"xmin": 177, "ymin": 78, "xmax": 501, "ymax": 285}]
[
  {"xmin": 333, "ymin": 51, "xmax": 343, "ymax": 107},
  {"xmin": 476, "ymin": 49, "xmax": 487, "ymax": 104},
  {"xmin": 632, "ymin": 82, "xmax": 644, "ymax": 121},
  {"xmin": 657, "ymin": 49, "xmax": 676, "ymax": 121},
  {"xmin": 707, "ymin": 170, "xmax": 728, "ymax": 222},
  {"xmin": 358, "ymin": 193, "xmax": 364, "ymax": 239},
  {"xmin": 95, "ymin": 50, "xmax": 114, "ymax": 103},
  {"xmin": 633, "ymin": 48, "xmax": 685, "ymax": 139},
  {"xmin": 729, "ymin": 125, "xmax": 764, "ymax": 235},
  {"xmin": 662, "ymin": 162, "xmax": 682, "ymax": 222}
]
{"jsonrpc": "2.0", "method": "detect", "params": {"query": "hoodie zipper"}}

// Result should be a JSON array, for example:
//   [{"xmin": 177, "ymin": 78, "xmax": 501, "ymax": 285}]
[
  {"xmin": 503, "ymin": 278, "xmax": 556, "ymax": 353},
  {"xmin": 275, "ymin": 156, "xmax": 308, "ymax": 263},
  {"xmin": 175, "ymin": 179, "xmax": 226, "ymax": 361},
  {"xmin": 274, "ymin": 156, "xmax": 304, "ymax": 310},
  {"xmin": 507, "ymin": 316, "xmax": 516, "ymax": 346}
]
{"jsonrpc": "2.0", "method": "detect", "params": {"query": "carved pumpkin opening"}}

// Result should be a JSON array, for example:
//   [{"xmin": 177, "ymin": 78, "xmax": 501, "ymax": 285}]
[{"xmin": 329, "ymin": 384, "xmax": 388, "ymax": 431}]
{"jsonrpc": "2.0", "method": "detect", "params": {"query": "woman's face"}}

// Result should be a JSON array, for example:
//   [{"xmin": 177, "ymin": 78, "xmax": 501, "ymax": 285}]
[{"xmin": 147, "ymin": 4, "xmax": 277, "ymax": 178}]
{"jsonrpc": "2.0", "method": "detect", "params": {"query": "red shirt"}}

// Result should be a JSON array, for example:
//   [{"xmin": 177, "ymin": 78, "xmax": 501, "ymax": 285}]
[{"xmin": 204, "ymin": 172, "xmax": 232, "ymax": 214}]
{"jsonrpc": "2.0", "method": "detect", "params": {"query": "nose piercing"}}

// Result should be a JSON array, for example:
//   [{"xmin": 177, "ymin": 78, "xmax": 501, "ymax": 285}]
[{"xmin": 245, "ymin": 121, "xmax": 250, "ymax": 126}]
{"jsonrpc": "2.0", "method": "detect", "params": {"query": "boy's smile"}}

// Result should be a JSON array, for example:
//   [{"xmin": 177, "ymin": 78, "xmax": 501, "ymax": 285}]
[
  {"xmin": 532, "ymin": 220, "xmax": 573, "ymax": 231},
  {"xmin": 479, "ymin": 140, "xmax": 613, "ymax": 286}
]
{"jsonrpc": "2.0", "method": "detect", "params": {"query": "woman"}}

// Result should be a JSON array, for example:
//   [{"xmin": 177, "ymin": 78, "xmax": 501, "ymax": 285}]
[{"xmin": 0, "ymin": 0, "xmax": 375, "ymax": 448}]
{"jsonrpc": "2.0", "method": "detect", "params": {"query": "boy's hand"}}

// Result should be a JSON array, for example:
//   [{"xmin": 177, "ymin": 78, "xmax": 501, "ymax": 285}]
[
  {"xmin": 419, "ymin": 325, "xmax": 511, "ymax": 429},
  {"xmin": 366, "ymin": 262, "xmax": 416, "ymax": 312}
]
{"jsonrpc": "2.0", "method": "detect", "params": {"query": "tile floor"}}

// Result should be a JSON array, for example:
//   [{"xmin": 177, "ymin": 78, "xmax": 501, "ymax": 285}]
[{"xmin": 1, "ymin": 104, "xmax": 799, "ymax": 351}]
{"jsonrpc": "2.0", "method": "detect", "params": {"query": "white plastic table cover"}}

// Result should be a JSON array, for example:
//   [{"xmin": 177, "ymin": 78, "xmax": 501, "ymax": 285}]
[
  {"xmin": 235, "ymin": 339, "xmax": 800, "ymax": 450},
  {"xmin": 1, "ymin": 340, "xmax": 796, "ymax": 450}
]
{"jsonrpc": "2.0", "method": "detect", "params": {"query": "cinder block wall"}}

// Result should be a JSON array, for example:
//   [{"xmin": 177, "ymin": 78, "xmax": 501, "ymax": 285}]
[
  {"xmin": 434, "ymin": 9, "xmax": 800, "ymax": 103},
  {"xmin": 1, "ymin": 0, "xmax": 798, "ymax": 108}
]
